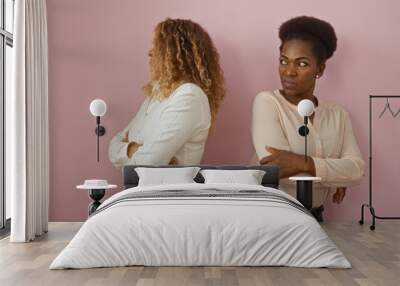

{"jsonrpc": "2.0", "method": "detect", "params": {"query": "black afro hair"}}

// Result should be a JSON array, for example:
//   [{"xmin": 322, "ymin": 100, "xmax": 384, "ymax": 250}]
[{"xmin": 279, "ymin": 16, "xmax": 337, "ymax": 63}]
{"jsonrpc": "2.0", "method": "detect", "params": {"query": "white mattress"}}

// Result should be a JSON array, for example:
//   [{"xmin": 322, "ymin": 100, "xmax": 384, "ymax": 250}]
[{"xmin": 50, "ymin": 183, "xmax": 350, "ymax": 269}]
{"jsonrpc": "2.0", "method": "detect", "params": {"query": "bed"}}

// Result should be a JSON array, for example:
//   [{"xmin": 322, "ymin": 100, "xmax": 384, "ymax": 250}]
[{"xmin": 50, "ymin": 165, "xmax": 350, "ymax": 269}]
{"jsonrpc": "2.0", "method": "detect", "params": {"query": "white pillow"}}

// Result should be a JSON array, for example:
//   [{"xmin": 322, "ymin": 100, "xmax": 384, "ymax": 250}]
[
  {"xmin": 135, "ymin": 167, "xmax": 201, "ymax": 186},
  {"xmin": 200, "ymin": 169, "xmax": 266, "ymax": 185}
]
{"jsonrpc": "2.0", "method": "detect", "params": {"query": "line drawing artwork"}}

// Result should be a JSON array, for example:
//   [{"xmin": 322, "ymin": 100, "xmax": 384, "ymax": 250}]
[{"xmin": 378, "ymin": 98, "xmax": 400, "ymax": 118}]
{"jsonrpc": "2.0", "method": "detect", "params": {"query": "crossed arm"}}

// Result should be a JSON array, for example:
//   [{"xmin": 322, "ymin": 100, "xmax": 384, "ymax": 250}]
[
  {"xmin": 121, "ymin": 132, "xmax": 177, "ymax": 164},
  {"xmin": 259, "ymin": 146, "xmax": 345, "ymax": 203},
  {"xmin": 109, "ymin": 92, "xmax": 204, "ymax": 167},
  {"xmin": 251, "ymin": 94, "xmax": 364, "ymax": 204}
]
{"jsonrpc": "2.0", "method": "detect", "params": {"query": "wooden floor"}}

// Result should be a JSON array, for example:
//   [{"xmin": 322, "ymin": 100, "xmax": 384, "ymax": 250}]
[{"xmin": 0, "ymin": 222, "xmax": 399, "ymax": 286}]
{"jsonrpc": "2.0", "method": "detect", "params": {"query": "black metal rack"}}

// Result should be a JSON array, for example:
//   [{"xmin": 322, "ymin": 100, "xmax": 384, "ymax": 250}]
[{"xmin": 359, "ymin": 95, "xmax": 400, "ymax": 230}]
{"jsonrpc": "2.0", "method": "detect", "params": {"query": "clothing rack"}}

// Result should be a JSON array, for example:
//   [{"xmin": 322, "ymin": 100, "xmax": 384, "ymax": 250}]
[{"xmin": 359, "ymin": 95, "xmax": 400, "ymax": 230}]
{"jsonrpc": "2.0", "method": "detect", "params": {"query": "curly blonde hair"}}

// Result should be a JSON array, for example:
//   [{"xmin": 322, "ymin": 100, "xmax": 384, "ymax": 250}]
[{"xmin": 143, "ymin": 18, "xmax": 225, "ymax": 126}]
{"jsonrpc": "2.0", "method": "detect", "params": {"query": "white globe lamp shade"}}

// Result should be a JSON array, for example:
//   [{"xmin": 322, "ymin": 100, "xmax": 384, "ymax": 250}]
[
  {"xmin": 297, "ymin": 99, "xmax": 315, "ymax": 117},
  {"xmin": 90, "ymin": 99, "xmax": 107, "ymax": 117}
]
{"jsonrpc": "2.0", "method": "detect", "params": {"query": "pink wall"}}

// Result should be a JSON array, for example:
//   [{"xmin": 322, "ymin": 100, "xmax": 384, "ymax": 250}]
[{"xmin": 47, "ymin": 0, "xmax": 400, "ymax": 222}]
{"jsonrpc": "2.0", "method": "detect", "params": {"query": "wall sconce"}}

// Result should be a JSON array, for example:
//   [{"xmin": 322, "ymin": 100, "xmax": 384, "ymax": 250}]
[
  {"xmin": 89, "ymin": 99, "xmax": 107, "ymax": 162},
  {"xmin": 290, "ymin": 99, "xmax": 320, "ymax": 211},
  {"xmin": 297, "ymin": 99, "xmax": 315, "ymax": 162}
]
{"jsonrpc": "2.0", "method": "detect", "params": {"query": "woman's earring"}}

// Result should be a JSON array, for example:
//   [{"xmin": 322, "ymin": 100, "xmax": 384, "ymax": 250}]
[{"xmin": 315, "ymin": 74, "xmax": 320, "ymax": 79}]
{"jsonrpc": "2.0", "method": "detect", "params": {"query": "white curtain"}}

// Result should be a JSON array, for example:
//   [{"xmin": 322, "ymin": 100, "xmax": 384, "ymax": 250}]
[{"xmin": 9, "ymin": 0, "xmax": 49, "ymax": 242}]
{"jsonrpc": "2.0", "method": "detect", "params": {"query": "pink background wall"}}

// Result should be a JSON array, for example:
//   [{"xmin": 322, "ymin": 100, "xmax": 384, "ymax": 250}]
[{"xmin": 47, "ymin": 0, "xmax": 400, "ymax": 222}]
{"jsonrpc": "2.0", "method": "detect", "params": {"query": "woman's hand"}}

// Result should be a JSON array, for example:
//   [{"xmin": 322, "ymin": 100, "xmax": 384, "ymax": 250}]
[
  {"xmin": 259, "ymin": 147, "xmax": 316, "ymax": 178},
  {"xmin": 124, "ymin": 132, "xmax": 142, "ymax": 159},
  {"xmin": 127, "ymin": 142, "xmax": 142, "ymax": 158},
  {"xmin": 333, "ymin": 187, "xmax": 346, "ymax": 204},
  {"xmin": 169, "ymin": 157, "xmax": 179, "ymax": 165}
]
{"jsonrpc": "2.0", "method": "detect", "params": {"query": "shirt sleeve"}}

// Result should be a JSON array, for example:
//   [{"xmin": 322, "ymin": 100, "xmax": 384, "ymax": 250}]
[
  {"xmin": 108, "ymin": 122, "xmax": 132, "ymax": 168},
  {"xmin": 251, "ymin": 92, "xmax": 291, "ymax": 161},
  {"xmin": 128, "ymin": 92, "xmax": 207, "ymax": 165},
  {"xmin": 312, "ymin": 110, "xmax": 365, "ymax": 188}
]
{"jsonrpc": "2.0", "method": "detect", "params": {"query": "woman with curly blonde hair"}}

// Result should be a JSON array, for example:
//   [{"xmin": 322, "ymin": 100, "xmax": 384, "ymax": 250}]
[{"xmin": 109, "ymin": 18, "xmax": 225, "ymax": 167}]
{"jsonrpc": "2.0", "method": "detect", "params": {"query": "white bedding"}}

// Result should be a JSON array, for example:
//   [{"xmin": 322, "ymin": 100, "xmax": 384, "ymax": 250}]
[{"xmin": 50, "ymin": 183, "xmax": 351, "ymax": 269}]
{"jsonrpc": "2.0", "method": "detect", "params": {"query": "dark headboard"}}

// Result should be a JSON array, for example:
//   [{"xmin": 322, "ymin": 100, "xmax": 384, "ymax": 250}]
[{"xmin": 123, "ymin": 165, "xmax": 279, "ymax": 189}]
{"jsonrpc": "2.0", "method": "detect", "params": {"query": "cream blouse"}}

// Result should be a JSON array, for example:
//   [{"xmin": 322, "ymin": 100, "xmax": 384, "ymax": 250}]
[
  {"xmin": 109, "ymin": 83, "xmax": 211, "ymax": 168},
  {"xmin": 251, "ymin": 90, "xmax": 365, "ymax": 207}
]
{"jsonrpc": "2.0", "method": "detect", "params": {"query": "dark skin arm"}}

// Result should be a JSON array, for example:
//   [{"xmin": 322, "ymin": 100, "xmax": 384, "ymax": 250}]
[
  {"xmin": 259, "ymin": 147, "xmax": 316, "ymax": 178},
  {"xmin": 260, "ymin": 147, "xmax": 346, "ymax": 204}
]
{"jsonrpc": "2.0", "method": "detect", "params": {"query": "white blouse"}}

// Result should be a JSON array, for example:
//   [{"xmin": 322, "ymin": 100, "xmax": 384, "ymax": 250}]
[
  {"xmin": 109, "ymin": 83, "xmax": 211, "ymax": 168},
  {"xmin": 251, "ymin": 90, "xmax": 365, "ymax": 207}
]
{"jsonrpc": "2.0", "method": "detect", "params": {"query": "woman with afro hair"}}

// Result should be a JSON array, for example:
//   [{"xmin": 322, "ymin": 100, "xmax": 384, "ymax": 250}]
[
  {"xmin": 251, "ymin": 16, "xmax": 364, "ymax": 221},
  {"xmin": 109, "ymin": 18, "xmax": 225, "ymax": 167}
]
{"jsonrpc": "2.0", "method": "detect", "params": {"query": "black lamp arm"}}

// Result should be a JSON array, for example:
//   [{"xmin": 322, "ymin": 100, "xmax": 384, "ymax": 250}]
[
  {"xmin": 304, "ymin": 116, "xmax": 308, "ymax": 162},
  {"xmin": 95, "ymin": 117, "xmax": 106, "ymax": 136},
  {"xmin": 94, "ymin": 116, "xmax": 106, "ymax": 162}
]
